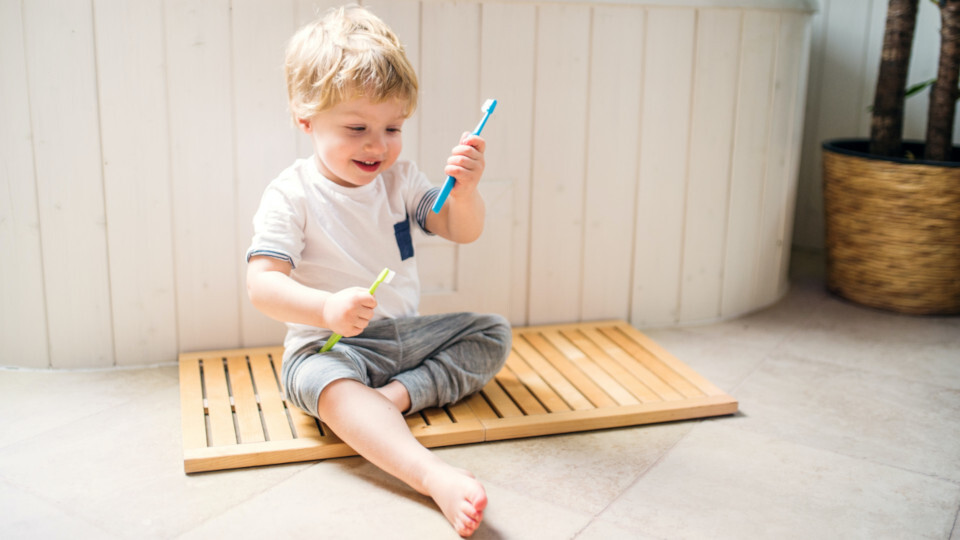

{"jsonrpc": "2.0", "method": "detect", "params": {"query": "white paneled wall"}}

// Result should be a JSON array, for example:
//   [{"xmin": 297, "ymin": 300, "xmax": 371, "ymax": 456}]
[{"xmin": 1, "ymin": 0, "xmax": 814, "ymax": 368}]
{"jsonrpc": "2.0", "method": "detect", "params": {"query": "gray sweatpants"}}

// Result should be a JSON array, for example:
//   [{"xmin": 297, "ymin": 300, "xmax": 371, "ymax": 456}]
[{"xmin": 282, "ymin": 312, "xmax": 512, "ymax": 419}]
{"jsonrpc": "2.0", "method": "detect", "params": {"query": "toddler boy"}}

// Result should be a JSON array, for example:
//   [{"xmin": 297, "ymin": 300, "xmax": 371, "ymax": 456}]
[{"xmin": 245, "ymin": 5, "xmax": 510, "ymax": 537}]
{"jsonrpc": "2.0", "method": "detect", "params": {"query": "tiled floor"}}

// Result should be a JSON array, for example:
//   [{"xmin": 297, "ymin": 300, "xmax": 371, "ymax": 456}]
[{"xmin": 2, "ymin": 250, "xmax": 959, "ymax": 539}]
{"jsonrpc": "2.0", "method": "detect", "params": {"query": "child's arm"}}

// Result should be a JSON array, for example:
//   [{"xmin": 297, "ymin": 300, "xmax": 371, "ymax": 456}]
[
  {"xmin": 424, "ymin": 133, "xmax": 487, "ymax": 243},
  {"xmin": 246, "ymin": 255, "xmax": 376, "ymax": 337}
]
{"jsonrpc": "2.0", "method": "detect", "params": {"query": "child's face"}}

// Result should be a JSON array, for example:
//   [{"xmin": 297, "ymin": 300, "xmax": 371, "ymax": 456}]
[{"xmin": 300, "ymin": 95, "xmax": 407, "ymax": 188}]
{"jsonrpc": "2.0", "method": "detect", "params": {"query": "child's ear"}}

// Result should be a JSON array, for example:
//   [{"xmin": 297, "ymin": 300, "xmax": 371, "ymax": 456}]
[{"xmin": 296, "ymin": 117, "xmax": 312, "ymax": 133}]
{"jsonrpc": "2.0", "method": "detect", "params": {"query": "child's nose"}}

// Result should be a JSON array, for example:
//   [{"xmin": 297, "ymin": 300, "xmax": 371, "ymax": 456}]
[{"xmin": 365, "ymin": 134, "xmax": 386, "ymax": 153}]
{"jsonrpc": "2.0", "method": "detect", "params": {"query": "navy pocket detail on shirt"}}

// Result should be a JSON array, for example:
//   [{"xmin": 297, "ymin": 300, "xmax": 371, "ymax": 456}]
[{"xmin": 394, "ymin": 216, "xmax": 414, "ymax": 261}]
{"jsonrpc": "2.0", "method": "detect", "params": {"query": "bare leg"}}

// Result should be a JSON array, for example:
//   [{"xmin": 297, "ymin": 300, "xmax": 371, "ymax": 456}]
[
  {"xmin": 375, "ymin": 380, "xmax": 411, "ymax": 414},
  {"xmin": 318, "ymin": 379, "xmax": 487, "ymax": 537}
]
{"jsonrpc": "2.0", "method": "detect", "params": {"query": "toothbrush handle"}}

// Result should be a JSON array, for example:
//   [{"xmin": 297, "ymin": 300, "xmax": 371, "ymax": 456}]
[
  {"xmin": 319, "ymin": 333, "xmax": 341, "ymax": 353},
  {"xmin": 320, "ymin": 268, "xmax": 391, "ymax": 353},
  {"xmin": 432, "ymin": 111, "xmax": 494, "ymax": 214}
]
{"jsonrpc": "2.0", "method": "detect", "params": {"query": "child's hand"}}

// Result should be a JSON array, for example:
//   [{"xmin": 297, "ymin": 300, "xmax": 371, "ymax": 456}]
[
  {"xmin": 322, "ymin": 287, "xmax": 376, "ymax": 337},
  {"xmin": 445, "ymin": 133, "xmax": 485, "ymax": 196}
]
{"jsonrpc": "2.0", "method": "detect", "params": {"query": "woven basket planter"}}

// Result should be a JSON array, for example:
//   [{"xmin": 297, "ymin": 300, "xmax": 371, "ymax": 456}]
[{"xmin": 822, "ymin": 139, "xmax": 960, "ymax": 315}]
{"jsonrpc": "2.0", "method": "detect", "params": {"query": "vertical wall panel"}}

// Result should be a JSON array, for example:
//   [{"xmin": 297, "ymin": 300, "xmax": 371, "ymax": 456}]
[
  {"xmin": 776, "ymin": 13, "xmax": 813, "ymax": 289},
  {"xmin": 417, "ymin": 3, "xmax": 481, "ymax": 314},
  {"xmin": 581, "ymin": 6, "xmax": 645, "ymax": 322},
  {"xmin": 631, "ymin": 8, "xmax": 696, "ymax": 326},
  {"xmin": 756, "ymin": 13, "xmax": 808, "ymax": 304},
  {"xmin": 419, "ymin": 3, "xmax": 481, "ymax": 188},
  {"xmin": 94, "ymin": 0, "xmax": 179, "ymax": 366},
  {"xmin": 232, "ymin": 0, "xmax": 298, "ymax": 347},
  {"xmin": 293, "ymin": 1, "xmax": 346, "ymax": 158},
  {"xmin": 478, "ymin": 2, "xmax": 536, "ymax": 323},
  {"xmin": 165, "ymin": 0, "xmax": 240, "ymax": 351},
  {"xmin": 23, "ymin": 0, "xmax": 114, "ymax": 368},
  {"xmin": 0, "ymin": 0, "xmax": 49, "ymax": 368},
  {"xmin": 679, "ymin": 9, "xmax": 741, "ymax": 323},
  {"xmin": 527, "ymin": 4, "xmax": 591, "ymax": 325},
  {"xmin": 721, "ymin": 11, "xmax": 778, "ymax": 318},
  {"xmin": 365, "ymin": 0, "xmax": 422, "ymax": 165}
]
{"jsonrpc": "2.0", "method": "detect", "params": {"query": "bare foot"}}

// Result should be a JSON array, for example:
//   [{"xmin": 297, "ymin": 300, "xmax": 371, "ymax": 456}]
[{"xmin": 422, "ymin": 465, "xmax": 488, "ymax": 537}]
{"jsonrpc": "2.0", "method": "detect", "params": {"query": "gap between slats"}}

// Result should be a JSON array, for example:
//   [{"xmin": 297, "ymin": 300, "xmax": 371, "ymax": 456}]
[{"xmin": 193, "ymin": 351, "xmax": 327, "ymax": 447}]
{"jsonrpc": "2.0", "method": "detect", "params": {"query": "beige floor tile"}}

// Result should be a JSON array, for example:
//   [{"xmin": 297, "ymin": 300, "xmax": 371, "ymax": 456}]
[
  {"xmin": 574, "ymin": 517, "xmax": 660, "ymax": 540},
  {"xmin": 433, "ymin": 421, "xmax": 695, "ymax": 516},
  {"xmin": 0, "ymin": 365, "xmax": 179, "ymax": 448},
  {"xmin": 179, "ymin": 460, "xmax": 458, "ymax": 539},
  {"xmin": 777, "ymin": 297, "xmax": 960, "ymax": 389},
  {"xmin": 599, "ymin": 422, "xmax": 960, "ymax": 540},
  {"xmin": 0, "ymin": 381, "xmax": 309, "ymax": 538},
  {"xmin": 180, "ymin": 456, "xmax": 593, "ymax": 540},
  {"xmin": 731, "ymin": 355, "xmax": 960, "ymax": 482},
  {"xmin": 642, "ymin": 327, "xmax": 769, "ymax": 393},
  {"xmin": 0, "ymin": 479, "xmax": 119, "ymax": 539}
]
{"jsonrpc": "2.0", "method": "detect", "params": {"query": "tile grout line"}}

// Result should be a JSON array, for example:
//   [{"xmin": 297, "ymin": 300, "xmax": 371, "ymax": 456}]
[{"xmin": 571, "ymin": 420, "xmax": 705, "ymax": 539}]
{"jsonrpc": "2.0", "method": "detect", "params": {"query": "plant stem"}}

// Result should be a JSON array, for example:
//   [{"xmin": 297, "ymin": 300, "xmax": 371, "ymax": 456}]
[
  {"xmin": 870, "ymin": 0, "xmax": 920, "ymax": 157},
  {"xmin": 925, "ymin": 0, "xmax": 960, "ymax": 161}
]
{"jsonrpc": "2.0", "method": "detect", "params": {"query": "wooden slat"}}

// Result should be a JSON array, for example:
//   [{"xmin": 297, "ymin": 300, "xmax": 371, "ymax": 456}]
[
  {"xmin": 503, "ymin": 351, "xmax": 570, "ymax": 413},
  {"xmin": 523, "ymin": 333, "xmax": 616, "ymax": 409},
  {"xmin": 201, "ymin": 356, "xmax": 236, "ymax": 447},
  {"xmin": 495, "ymin": 362, "xmax": 547, "ymax": 415},
  {"xmin": 612, "ymin": 324, "xmax": 716, "ymax": 397},
  {"xmin": 289, "ymin": 406, "xmax": 322, "ymax": 440},
  {"xmin": 180, "ymin": 321, "xmax": 738, "ymax": 473},
  {"xmin": 464, "ymin": 392, "xmax": 500, "ymax": 421},
  {"xmin": 179, "ymin": 358, "xmax": 207, "ymax": 450},
  {"xmin": 446, "ymin": 400, "xmax": 482, "ymax": 425},
  {"xmin": 406, "ymin": 414, "xmax": 428, "ymax": 430},
  {"xmin": 543, "ymin": 330, "xmax": 639, "ymax": 406},
  {"xmin": 583, "ymin": 327, "xmax": 684, "ymax": 400},
  {"xmin": 422, "ymin": 407, "xmax": 453, "ymax": 426},
  {"xmin": 248, "ymin": 352, "xmax": 293, "ymax": 441},
  {"xmin": 179, "ymin": 345, "xmax": 281, "ymax": 363},
  {"xmin": 560, "ymin": 329, "xmax": 655, "ymax": 403},
  {"xmin": 481, "ymin": 395, "xmax": 739, "ymax": 442},
  {"xmin": 226, "ymin": 355, "xmax": 265, "ymax": 444},
  {"xmin": 477, "ymin": 380, "xmax": 522, "ymax": 418},
  {"xmin": 184, "ymin": 435, "xmax": 355, "ymax": 474},
  {"xmin": 512, "ymin": 335, "xmax": 593, "ymax": 410}
]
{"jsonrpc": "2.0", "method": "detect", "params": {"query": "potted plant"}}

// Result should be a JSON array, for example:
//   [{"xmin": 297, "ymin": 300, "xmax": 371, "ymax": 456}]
[{"xmin": 822, "ymin": 0, "xmax": 960, "ymax": 315}]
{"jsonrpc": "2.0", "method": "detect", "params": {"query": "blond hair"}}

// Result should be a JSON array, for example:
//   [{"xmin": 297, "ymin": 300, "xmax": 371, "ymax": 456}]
[{"xmin": 284, "ymin": 5, "xmax": 418, "ymax": 121}]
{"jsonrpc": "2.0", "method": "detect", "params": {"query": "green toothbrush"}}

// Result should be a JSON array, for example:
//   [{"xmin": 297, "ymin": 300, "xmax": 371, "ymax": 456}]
[{"xmin": 319, "ymin": 268, "xmax": 395, "ymax": 353}]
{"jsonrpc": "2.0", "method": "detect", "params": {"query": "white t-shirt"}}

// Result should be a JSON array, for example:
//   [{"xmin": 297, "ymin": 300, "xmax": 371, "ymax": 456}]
[{"xmin": 246, "ymin": 156, "xmax": 439, "ymax": 355}]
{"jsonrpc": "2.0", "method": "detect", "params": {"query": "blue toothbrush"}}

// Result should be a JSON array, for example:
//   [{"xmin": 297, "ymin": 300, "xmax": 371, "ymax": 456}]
[{"xmin": 432, "ymin": 99, "xmax": 498, "ymax": 213}]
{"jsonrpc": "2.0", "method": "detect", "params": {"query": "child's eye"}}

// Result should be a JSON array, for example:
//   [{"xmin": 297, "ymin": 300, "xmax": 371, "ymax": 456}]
[
  {"xmin": 346, "ymin": 126, "xmax": 365, "ymax": 132},
  {"xmin": 387, "ymin": 127, "xmax": 401, "ymax": 133}
]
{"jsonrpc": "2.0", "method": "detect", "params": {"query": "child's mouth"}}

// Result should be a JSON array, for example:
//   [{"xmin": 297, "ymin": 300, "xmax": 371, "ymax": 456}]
[{"xmin": 354, "ymin": 160, "xmax": 380, "ymax": 172}]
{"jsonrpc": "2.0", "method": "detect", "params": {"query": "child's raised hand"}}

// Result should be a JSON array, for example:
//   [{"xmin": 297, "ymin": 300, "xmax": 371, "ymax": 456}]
[
  {"xmin": 445, "ymin": 133, "xmax": 486, "ymax": 195},
  {"xmin": 322, "ymin": 287, "xmax": 376, "ymax": 337}
]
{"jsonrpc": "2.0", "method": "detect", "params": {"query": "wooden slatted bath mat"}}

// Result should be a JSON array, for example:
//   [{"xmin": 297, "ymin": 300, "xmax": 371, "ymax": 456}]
[{"xmin": 179, "ymin": 320, "xmax": 737, "ymax": 473}]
